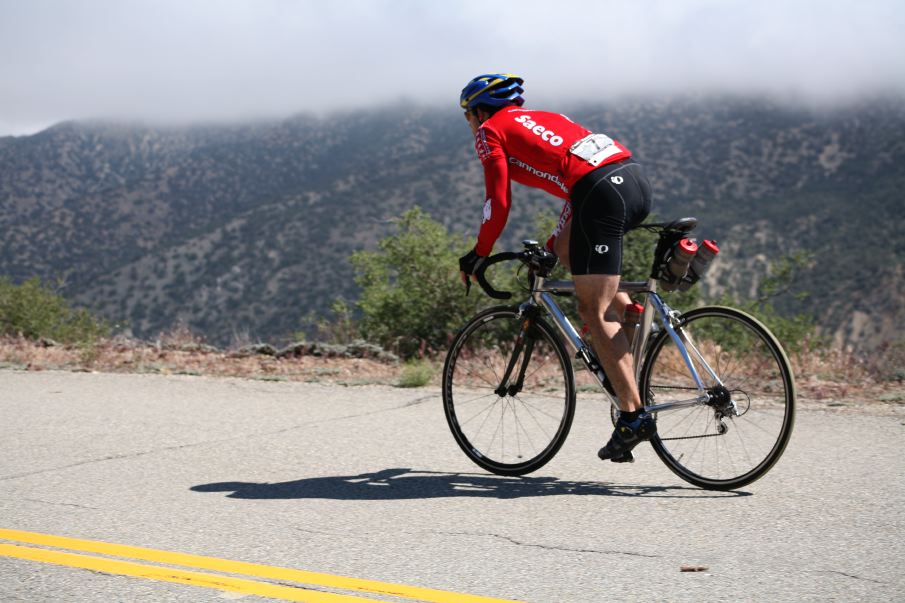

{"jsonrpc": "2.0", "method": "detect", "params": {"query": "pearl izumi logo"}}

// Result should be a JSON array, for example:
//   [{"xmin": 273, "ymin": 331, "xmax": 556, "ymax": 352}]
[
  {"xmin": 610, "ymin": 176, "xmax": 624, "ymax": 184},
  {"xmin": 595, "ymin": 245, "xmax": 610, "ymax": 254},
  {"xmin": 482, "ymin": 198, "xmax": 492, "ymax": 224}
]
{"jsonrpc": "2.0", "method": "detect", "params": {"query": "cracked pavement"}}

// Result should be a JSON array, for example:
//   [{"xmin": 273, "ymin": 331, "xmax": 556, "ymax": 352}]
[{"xmin": 1, "ymin": 370, "xmax": 903, "ymax": 601}]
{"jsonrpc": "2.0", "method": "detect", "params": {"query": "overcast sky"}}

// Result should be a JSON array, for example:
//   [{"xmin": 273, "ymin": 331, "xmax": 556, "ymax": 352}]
[{"xmin": 2, "ymin": 0, "xmax": 904, "ymax": 135}]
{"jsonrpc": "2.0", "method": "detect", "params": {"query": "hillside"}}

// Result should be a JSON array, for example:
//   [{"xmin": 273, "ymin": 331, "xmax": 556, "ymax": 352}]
[{"xmin": 1, "ymin": 98, "xmax": 903, "ymax": 351}]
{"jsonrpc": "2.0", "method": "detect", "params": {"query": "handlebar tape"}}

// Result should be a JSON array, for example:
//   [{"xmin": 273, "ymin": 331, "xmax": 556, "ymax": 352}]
[{"xmin": 474, "ymin": 252, "xmax": 520, "ymax": 300}]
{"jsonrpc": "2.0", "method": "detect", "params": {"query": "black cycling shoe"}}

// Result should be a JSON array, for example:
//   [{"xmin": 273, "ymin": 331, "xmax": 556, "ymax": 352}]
[
  {"xmin": 610, "ymin": 450, "xmax": 635, "ymax": 463},
  {"xmin": 598, "ymin": 413, "xmax": 657, "ymax": 462}
]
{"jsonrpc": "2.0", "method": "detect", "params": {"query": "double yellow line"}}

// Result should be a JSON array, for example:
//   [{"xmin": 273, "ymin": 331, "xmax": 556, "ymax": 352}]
[{"xmin": 0, "ymin": 528, "xmax": 522, "ymax": 603}]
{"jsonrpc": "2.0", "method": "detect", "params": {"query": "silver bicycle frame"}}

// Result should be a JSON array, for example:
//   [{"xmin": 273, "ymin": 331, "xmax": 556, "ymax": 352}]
[{"xmin": 527, "ymin": 274, "xmax": 718, "ymax": 414}]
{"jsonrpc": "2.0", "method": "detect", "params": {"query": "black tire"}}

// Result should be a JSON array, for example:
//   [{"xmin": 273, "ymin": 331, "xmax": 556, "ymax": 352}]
[
  {"xmin": 442, "ymin": 306, "xmax": 576, "ymax": 476},
  {"xmin": 640, "ymin": 306, "xmax": 795, "ymax": 490}
]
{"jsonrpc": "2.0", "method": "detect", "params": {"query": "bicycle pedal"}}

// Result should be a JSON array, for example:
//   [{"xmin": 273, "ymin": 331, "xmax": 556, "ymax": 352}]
[{"xmin": 611, "ymin": 451, "xmax": 635, "ymax": 463}]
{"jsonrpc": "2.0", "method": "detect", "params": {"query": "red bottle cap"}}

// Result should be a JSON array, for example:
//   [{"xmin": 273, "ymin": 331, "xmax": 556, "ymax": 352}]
[
  {"xmin": 679, "ymin": 239, "xmax": 699, "ymax": 254},
  {"xmin": 702, "ymin": 240, "xmax": 719, "ymax": 254},
  {"xmin": 626, "ymin": 302, "xmax": 645, "ymax": 313}
]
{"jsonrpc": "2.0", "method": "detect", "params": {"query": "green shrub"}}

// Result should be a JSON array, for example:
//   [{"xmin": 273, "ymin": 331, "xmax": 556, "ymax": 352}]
[
  {"xmin": 350, "ymin": 207, "xmax": 489, "ymax": 358},
  {"xmin": 396, "ymin": 360, "xmax": 434, "ymax": 388},
  {"xmin": 0, "ymin": 277, "xmax": 110, "ymax": 344}
]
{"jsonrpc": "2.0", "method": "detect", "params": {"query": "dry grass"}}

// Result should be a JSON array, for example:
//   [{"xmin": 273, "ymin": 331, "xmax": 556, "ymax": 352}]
[
  {"xmin": 790, "ymin": 345, "xmax": 904, "ymax": 408},
  {"xmin": 652, "ymin": 341, "xmax": 902, "ymax": 403},
  {"xmin": 1, "ymin": 334, "xmax": 902, "ymax": 412},
  {"xmin": 0, "ymin": 334, "xmax": 403, "ymax": 386}
]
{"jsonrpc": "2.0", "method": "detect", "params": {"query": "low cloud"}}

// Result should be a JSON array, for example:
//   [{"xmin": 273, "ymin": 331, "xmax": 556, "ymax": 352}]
[{"xmin": 1, "ymin": 0, "xmax": 903, "ymax": 134}]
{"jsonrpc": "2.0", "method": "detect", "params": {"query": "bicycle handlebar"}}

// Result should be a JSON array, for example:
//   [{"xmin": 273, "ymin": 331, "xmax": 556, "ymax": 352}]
[
  {"xmin": 470, "ymin": 243, "xmax": 558, "ymax": 300},
  {"xmin": 473, "ymin": 252, "xmax": 520, "ymax": 299}
]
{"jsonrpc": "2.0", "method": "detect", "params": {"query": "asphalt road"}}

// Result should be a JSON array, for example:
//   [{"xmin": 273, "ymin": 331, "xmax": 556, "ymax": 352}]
[{"xmin": 1, "ymin": 370, "xmax": 903, "ymax": 602}]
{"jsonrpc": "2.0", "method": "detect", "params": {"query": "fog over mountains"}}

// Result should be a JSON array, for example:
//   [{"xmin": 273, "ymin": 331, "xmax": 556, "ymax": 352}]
[{"xmin": 1, "ymin": 97, "xmax": 903, "ymax": 351}]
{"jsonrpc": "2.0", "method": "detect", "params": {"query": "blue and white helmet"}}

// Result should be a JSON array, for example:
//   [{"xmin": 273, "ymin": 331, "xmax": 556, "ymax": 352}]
[{"xmin": 460, "ymin": 74, "xmax": 525, "ymax": 110}]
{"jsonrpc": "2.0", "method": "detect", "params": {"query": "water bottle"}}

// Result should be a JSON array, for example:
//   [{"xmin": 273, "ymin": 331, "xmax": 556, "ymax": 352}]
[
  {"xmin": 678, "ymin": 239, "xmax": 720, "ymax": 291},
  {"xmin": 622, "ymin": 302, "xmax": 644, "ymax": 347},
  {"xmin": 661, "ymin": 239, "xmax": 698, "ymax": 291}
]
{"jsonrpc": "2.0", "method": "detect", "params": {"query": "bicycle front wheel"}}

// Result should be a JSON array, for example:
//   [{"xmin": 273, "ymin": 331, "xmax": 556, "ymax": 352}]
[
  {"xmin": 442, "ymin": 306, "xmax": 576, "ymax": 476},
  {"xmin": 640, "ymin": 306, "xmax": 795, "ymax": 490}
]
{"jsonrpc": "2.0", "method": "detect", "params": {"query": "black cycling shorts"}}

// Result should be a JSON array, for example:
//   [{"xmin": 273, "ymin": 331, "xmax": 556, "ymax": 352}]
[{"xmin": 568, "ymin": 159, "xmax": 652, "ymax": 276}]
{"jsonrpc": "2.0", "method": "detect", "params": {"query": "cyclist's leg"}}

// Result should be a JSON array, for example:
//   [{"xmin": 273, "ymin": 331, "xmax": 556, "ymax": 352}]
[
  {"xmin": 570, "ymin": 159, "xmax": 654, "ymax": 461},
  {"xmin": 569, "ymin": 165, "xmax": 644, "ymax": 412},
  {"xmin": 574, "ymin": 274, "xmax": 642, "ymax": 412},
  {"xmin": 556, "ymin": 216, "xmax": 632, "ymax": 326},
  {"xmin": 575, "ymin": 273, "xmax": 653, "ymax": 462},
  {"xmin": 607, "ymin": 292, "xmax": 632, "ymax": 322}
]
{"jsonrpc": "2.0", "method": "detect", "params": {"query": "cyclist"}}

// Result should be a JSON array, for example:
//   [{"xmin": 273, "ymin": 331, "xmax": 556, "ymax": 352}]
[{"xmin": 458, "ymin": 74, "xmax": 655, "ymax": 463}]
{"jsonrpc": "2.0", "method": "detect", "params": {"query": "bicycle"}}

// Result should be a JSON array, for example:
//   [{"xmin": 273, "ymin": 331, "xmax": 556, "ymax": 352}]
[{"xmin": 442, "ymin": 217, "xmax": 795, "ymax": 491}]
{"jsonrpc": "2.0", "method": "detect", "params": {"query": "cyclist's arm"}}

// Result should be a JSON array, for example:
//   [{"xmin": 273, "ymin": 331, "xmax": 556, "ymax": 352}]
[{"xmin": 474, "ymin": 126, "xmax": 511, "ymax": 256}]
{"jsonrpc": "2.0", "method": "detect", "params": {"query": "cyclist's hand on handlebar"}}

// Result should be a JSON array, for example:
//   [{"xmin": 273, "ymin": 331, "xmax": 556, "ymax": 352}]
[
  {"xmin": 458, "ymin": 248, "xmax": 487, "ymax": 294},
  {"xmin": 458, "ymin": 248, "xmax": 487, "ymax": 280}
]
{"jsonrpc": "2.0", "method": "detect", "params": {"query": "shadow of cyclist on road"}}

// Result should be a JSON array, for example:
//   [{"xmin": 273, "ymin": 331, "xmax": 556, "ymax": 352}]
[{"xmin": 191, "ymin": 468, "xmax": 749, "ymax": 500}]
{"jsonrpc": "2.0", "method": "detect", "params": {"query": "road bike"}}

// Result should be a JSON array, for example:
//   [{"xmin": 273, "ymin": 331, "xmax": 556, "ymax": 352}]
[{"xmin": 442, "ymin": 218, "xmax": 795, "ymax": 490}]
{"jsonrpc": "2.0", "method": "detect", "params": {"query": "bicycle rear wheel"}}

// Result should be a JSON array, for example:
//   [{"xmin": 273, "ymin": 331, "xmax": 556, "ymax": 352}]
[
  {"xmin": 442, "ymin": 306, "xmax": 576, "ymax": 476},
  {"xmin": 640, "ymin": 306, "xmax": 795, "ymax": 490}
]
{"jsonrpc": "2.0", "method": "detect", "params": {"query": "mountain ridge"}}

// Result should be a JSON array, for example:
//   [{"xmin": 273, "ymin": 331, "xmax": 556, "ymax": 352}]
[{"xmin": 2, "ymin": 97, "xmax": 903, "ymax": 351}]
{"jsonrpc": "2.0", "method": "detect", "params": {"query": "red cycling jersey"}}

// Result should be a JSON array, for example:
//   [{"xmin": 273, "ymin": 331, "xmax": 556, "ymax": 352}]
[{"xmin": 472, "ymin": 106, "xmax": 631, "ymax": 256}]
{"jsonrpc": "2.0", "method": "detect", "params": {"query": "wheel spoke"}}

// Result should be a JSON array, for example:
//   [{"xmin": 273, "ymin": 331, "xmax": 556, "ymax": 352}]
[
  {"xmin": 509, "ymin": 401, "xmax": 536, "ymax": 457},
  {"xmin": 515, "ymin": 395, "xmax": 567, "ymax": 423},
  {"xmin": 512, "ymin": 395, "xmax": 554, "ymax": 442},
  {"xmin": 463, "ymin": 398, "xmax": 499, "ymax": 437}
]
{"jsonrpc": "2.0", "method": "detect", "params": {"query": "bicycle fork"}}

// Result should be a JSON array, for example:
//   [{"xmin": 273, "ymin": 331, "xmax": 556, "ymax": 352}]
[{"xmin": 494, "ymin": 317, "xmax": 537, "ymax": 397}]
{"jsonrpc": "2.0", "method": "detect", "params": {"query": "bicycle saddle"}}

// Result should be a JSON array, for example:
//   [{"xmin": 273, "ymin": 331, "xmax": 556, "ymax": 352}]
[{"xmin": 646, "ymin": 217, "xmax": 698, "ymax": 232}]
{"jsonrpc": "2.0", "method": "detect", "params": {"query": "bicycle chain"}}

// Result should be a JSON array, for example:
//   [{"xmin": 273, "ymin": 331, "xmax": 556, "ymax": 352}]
[
  {"xmin": 659, "ymin": 432, "xmax": 724, "ymax": 441},
  {"xmin": 648, "ymin": 387, "xmax": 737, "ymax": 441}
]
